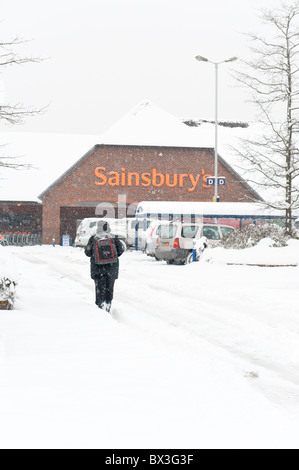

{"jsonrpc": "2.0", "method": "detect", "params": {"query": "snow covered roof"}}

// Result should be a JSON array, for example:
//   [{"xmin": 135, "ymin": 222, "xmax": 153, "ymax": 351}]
[
  {"xmin": 0, "ymin": 100, "xmax": 268, "ymax": 202},
  {"xmin": 0, "ymin": 132, "xmax": 98, "ymax": 202},
  {"xmin": 97, "ymin": 100, "xmax": 266, "ymax": 197},
  {"xmin": 136, "ymin": 201, "xmax": 297, "ymax": 218},
  {"xmin": 98, "ymin": 100, "xmax": 206, "ymax": 148}
]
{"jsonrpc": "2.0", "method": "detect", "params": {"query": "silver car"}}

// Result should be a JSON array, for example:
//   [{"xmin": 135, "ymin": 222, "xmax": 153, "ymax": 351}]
[{"xmin": 155, "ymin": 221, "xmax": 235, "ymax": 264}]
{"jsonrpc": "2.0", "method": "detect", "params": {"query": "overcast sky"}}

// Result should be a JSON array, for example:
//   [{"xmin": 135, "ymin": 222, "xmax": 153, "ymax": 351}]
[{"xmin": 0, "ymin": 0, "xmax": 283, "ymax": 136}]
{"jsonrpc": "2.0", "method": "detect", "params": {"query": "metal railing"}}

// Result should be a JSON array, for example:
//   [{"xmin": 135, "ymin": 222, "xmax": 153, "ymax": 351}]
[{"xmin": 0, "ymin": 232, "xmax": 42, "ymax": 247}]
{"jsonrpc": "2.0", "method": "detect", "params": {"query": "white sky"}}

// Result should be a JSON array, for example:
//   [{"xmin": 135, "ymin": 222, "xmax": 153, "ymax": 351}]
[{"xmin": 0, "ymin": 0, "xmax": 283, "ymax": 135}]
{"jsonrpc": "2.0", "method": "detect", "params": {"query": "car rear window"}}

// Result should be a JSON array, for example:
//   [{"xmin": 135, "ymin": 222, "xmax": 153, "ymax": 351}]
[
  {"xmin": 160, "ymin": 224, "xmax": 177, "ymax": 239},
  {"xmin": 181, "ymin": 225, "xmax": 199, "ymax": 238},
  {"xmin": 202, "ymin": 226, "xmax": 220, "ymax": 240},
  {"xmin": 138, "ymin": 219, "xmax": 151, "ymax": 231},
  {"xmin": 220, "ymin": 226, "xmax": 234, "ymax": 237}
]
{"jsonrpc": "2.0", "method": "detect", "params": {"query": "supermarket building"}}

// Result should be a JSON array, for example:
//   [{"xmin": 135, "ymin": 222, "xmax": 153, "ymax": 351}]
[{"xmin": 0, "ymin": 101, "xmax": 262, "ymax": 245}]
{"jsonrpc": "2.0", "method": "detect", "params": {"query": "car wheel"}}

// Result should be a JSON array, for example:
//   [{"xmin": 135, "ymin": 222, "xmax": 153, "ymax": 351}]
[
  {"xmin": 185, "ymin": 252, "xmax": 194, "ymax": 264},
  {"xmin": 119, "ymin": 239, "xmax": 127, "ymax": 252}
]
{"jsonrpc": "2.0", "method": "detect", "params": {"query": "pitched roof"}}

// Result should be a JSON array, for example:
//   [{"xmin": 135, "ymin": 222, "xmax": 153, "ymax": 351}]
[
  {"xmin": 98, "ymin": 100, "xmax": 205, "ymax": 148},
  {"xmin": 0, "ymin": 132, "xmax": 97, "ymax": 202},
  {"xmin": 0, "ymin": 100, "xmax": 265, "ymax": 202}
]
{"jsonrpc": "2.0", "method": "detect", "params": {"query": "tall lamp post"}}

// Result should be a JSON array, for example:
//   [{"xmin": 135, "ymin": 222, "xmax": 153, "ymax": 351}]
[{"xmin": 195, "ymin": 55, "xmax": 237, "ymax": 202}]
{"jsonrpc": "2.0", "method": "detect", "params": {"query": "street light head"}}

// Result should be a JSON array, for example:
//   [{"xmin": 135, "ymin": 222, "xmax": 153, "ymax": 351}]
[
  {"xmin": 195, "ymin": 55, "xmax": 208, "ymax": 62},
  {"xmin": 225, "ymin": 56, "xmax": 238, "ymax": 63}
]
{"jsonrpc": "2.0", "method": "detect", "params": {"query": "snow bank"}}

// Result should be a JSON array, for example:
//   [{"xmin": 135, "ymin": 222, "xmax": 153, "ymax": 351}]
[
  {"xmin": 203, "ymin": 238, "xmax": 299, "ymax": 266},
  {"xmin": 0, "ymin": 246, "xmax": 18, "ymax": 307},
  {"xmin": 0, "ymin": 245, "xmax": 299, "ymax": 448},
  {"xmin": 0, "ymin": 246, "xmax": 17, "ymax": 278}
]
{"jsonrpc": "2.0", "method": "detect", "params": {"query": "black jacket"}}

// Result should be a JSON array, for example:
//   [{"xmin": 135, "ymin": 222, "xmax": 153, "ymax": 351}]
[{"xmin": 85, "ymin": 234, "xmax": 124, "ymax": 279}]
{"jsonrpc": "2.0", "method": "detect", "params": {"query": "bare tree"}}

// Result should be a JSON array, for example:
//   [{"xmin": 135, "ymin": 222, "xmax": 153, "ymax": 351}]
[
  {"xmin": 235, "ymin": 1, "xmax": 299, "ymax": 235},
  {"xmin": 0, "ymin": 35, "xmax": 43, "ymax": 169}
]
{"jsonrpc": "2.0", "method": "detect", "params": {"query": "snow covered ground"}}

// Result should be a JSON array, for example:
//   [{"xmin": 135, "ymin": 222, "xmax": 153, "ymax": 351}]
[{"xmin": 0, "ymin": 242, "xmax": 299, "ymax": 449}]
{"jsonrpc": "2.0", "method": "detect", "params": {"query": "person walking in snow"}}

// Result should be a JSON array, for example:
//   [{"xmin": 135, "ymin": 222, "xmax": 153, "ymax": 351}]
[{"xmin": 85, "ymin": 220, "xmax": 124, "ymax": 313}]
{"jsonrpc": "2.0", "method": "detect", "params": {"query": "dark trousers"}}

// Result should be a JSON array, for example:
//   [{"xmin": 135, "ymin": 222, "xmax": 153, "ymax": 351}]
[{"xmin": 94, "ymin": 274, "xmax": 116, "ymax": 306}]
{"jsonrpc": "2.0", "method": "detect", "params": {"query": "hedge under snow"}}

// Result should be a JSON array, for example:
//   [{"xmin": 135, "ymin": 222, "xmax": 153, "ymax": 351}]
[{"xmin": 219, "ymin": 223, "xmax": 291, "ymax": 249}]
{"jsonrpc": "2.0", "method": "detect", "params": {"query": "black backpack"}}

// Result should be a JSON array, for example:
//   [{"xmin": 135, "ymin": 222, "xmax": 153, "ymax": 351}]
[{"xmin": 93, "ymin": 235, "xmax": 118, "ymax": 265}]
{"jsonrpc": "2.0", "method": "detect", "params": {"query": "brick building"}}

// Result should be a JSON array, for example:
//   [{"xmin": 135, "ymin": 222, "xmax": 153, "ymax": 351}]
[
  {"xmin": 0, "ymin": 101, "xmax": 262, "ymax": 244},
  {"xmin": 0, "ymin": 201, "xmax": 42, "ymax": 233},
  {"xmin": 40, "ymin": 143, "xmax": 261, "ymax": 244}
]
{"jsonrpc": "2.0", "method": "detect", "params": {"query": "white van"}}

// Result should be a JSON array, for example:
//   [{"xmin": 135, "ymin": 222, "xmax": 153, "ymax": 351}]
[{"xmin": 74, "ymin": 217, "xmax": 137, "ymax": 248}]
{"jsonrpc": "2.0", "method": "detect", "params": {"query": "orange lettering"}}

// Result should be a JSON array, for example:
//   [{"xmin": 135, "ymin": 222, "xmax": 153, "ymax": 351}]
[
  {"xmin": 165, "ymin": 174, "xmax": 178, "ymax": 188},
  {"xmin": 108, "ymin": 172, "xmax": 120, "ymax": 186},
  {"xmin": 152, "ymin": 168, "xmax": 164, "ymax": 187},
  {"xmin": 95, "ymin": 167, "xmax": 213, "ymax": 190},
  {"xmin": 121, "ymin": 168, "xmax": 126, "ymax": 186},
  {"xmin": 128, "ymin": 172, "xmax": 140, "ymax": 186},
  {"xmin": 141, "ymin": 173, "xmax": 151, "ymax": 187},
  {"xmin": 179, "ymin": 174, "xmax": 189, "ymax": 187},
  {"xmin": 188, "ymin": 174, "xmax": 200, "ymax": 192},
  {"xmin": 95, "ymin": 167, "xmax": 107, "ymax": 186}
]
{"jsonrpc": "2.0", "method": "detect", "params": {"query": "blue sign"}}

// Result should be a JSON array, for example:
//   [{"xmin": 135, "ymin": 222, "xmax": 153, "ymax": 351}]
[
  {"xmin": 61, "ymin": 234, "xmax": 71, "ymax": 246},
  {"xmin": 206, "ymin": 177, "xmax": 226, "ymax": 186}
]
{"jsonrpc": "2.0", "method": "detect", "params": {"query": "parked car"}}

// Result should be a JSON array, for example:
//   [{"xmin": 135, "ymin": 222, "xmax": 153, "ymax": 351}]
[
  {"xmin": 74, "ymin": 217, "xmax": 137, "ymax": 249},
  {"xmin": 155, "ymin": 221, "xmax": 235, "ymax": 264},
  {"xmin": 143, "ymin": 220, "xmax": 170, "ymax": 258},
  {"xmin": 137, "ymin": 218, "xmax": 155, "ymax": 251}
]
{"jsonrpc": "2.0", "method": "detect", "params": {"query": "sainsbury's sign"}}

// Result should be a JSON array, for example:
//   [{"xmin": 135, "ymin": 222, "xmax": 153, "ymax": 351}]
[{"xmin": 94, "ymin": 167, "xmax": 213, "ymax": 193}]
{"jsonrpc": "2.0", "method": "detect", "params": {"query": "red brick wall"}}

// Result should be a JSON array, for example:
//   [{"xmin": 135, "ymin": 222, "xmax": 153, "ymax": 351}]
[
  {"xmin": 41, "ymin": 145, "xmax": 259, "ymax": 244},
  {"xmin": 0, "ymin": 202, "xmax": 42, "ymax": 233},
  {"xmin": 60, "ymin": 206, "xmax": 98, "ymax": 242}
]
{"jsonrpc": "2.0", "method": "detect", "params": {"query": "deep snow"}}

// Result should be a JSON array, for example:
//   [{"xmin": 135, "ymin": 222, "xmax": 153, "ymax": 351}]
[{"xmin": 0, "ymin": 242, "xmax": 299, "ymax": 449}]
